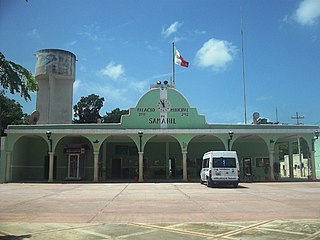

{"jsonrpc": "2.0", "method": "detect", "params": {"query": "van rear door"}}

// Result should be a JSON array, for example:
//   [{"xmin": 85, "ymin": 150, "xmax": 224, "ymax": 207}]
[{"xmin": 212, "ymin": 157, "xmax": 238, "ymax": 180}]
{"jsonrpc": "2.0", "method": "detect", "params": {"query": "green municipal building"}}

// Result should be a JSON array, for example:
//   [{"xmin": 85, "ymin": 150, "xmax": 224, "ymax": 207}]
[{"xmin": 1, "ymin": 49, "xmax": 319, "ymax": 183}]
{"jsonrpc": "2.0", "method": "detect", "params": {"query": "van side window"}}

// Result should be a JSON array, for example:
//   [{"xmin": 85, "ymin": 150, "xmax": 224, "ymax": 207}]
[{"xmin": 202, "ymin": 158, "xmax": 209, "ymax": 168}]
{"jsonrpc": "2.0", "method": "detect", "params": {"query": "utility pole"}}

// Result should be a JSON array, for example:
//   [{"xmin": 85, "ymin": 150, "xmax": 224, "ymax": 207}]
[
  {"xmin": 291, "ymin": 112, "xmax": 304, "ymax": 178},
  {"xmin": 291, "ymin": 112, "xmax": 304, "ymax": 125}
]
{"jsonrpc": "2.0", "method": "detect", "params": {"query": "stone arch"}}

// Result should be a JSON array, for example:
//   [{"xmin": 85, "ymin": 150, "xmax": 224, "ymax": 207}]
[{"xmin": 11, "ymin": 135, "xmax": 48, "ymax": 182}]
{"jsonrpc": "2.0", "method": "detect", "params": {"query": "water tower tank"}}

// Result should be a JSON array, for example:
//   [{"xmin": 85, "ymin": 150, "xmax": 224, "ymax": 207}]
[{"xmin": 35, "ymin": 49, "xmax": 76, "ymax": 124}]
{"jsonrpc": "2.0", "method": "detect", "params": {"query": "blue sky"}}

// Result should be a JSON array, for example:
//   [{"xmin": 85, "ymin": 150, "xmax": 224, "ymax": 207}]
[{"xmin": 1, "ymin": 0, "xmax": 320, "ymax": 125}]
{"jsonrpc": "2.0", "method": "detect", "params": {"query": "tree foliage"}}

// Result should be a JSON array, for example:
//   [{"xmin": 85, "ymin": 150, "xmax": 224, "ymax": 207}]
[
  {"xmin": 0, "ymin": 93, "xmax": 28, "ymax": 135},
  {"xmin": 73, "ymin": 94, "xmax": 104, "ymax": 123},
  {"xmin": 0, "ymin": 52, "xmax": 38, "ymax": 101},
  {"xmin": 104, "ymin": 108, "xmax": 129, "ymax": 123}
]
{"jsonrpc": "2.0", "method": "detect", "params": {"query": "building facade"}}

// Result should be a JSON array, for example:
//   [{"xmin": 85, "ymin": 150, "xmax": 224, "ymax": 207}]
[{"xmin": 1, "ymin": 82, "xmax": 319, "ymax": 183}]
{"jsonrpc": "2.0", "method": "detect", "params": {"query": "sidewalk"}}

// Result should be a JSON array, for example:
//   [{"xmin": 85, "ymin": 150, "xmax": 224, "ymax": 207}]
[
  {"xmin": 1, "ymin": 220, "xmax": 320, "ymax": 239},
  {"xmin": 0, "ymin": 182, "xmax": 320, "ymax": 239}
]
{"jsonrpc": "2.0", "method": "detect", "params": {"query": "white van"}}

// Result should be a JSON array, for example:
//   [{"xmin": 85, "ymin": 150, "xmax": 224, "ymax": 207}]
[{"xmin": 200, "ymin": 151, "xmax": 240, "ymax": 188}]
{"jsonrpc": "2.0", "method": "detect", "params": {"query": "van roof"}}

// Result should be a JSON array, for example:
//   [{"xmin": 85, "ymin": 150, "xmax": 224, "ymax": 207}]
[{"xmin": 203, "ymin": 151, "xmax": 237, "ymax": 157}]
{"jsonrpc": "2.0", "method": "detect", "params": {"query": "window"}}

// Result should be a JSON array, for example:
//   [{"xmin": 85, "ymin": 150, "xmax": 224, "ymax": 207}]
[
  {"xmin": 202, "ymin": 158, "xmax": 209, "ymax": 168},
  {"xmin": 115, "ymin": 145, "xmax": 138, "ymax": 156},
  {"xmin": 243, "ymin": 158, "xmax": 252, "ymax": 176},
  {"xmin": 115, "ymin": 145, "xmax": 128, "ymax": 155},
  {"xmin": 213, "ymin": 158, "xmax": 236, "ymax": 168},
  {"xmin": 256, "ymin": 158, "xmax": 270, "ymax": 167}
]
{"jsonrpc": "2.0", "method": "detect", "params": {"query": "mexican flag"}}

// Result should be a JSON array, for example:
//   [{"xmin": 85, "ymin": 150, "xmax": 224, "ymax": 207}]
[{"xmin": 174, "ymin": 48, "xmax": 189, "ymax": 67}]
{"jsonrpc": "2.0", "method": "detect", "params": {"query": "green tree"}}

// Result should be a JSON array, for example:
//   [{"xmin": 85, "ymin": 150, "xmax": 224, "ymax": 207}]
[
  {"xmin": 104, "ymin": 108, "xmax": 129, "ymax": 123},
  {"xmin": 73, "ymin": 94, "xmax": 104, "ymax": 123},
  {"xmin": 0, "ymin": 93, "xmax": 28, "ymax": 135},
  {"xmin": 0, "ymin": 52, "xmax": 38, "ymax": 101}
]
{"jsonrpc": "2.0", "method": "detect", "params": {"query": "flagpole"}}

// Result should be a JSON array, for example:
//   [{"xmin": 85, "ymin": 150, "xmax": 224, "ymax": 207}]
[
  {"xmin": 240, "ymin": 5, "xmax": 247, "ymax": 124},
  {"xmin": 172, "ymin": 42, "xmax": 175, "ymax": 86}
]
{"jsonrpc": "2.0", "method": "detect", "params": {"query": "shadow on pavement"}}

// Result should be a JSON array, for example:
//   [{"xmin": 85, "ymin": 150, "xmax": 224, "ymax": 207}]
[{"xmin": 0, "ymin": 234, "xmax": 32, "ymax": 240}]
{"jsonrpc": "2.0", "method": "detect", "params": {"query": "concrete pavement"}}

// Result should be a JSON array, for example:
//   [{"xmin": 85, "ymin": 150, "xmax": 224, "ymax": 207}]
[{"xmin": 0, "ymin": 182, "xmax": 320, "ymax": 239}]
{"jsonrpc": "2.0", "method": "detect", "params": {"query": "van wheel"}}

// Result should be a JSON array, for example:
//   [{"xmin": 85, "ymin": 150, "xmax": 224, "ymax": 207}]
[
  {"xmin": 200, "ymin": 179, "xmax": 205, "ymax": 185},
  {"xmin": 233, "ymin": 182, "xmax": 239, "ymax": 188}
]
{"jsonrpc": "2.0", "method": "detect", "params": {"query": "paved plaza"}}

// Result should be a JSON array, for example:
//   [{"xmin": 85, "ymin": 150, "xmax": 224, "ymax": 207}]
[{"xmin": 0, "ymin": 182, "xmax": 319, "ymax": 239}]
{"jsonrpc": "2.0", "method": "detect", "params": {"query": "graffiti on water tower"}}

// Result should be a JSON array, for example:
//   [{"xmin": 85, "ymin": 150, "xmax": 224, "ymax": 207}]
[{"xmin": 35, "ymin": 49, "xmax": 75, "ymax": 77}]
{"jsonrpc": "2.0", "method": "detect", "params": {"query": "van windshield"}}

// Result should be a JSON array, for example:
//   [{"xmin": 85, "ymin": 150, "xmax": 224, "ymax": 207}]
[{"xmin": 213, "ymin": 158, "xmax": 236, "ymax": 168}]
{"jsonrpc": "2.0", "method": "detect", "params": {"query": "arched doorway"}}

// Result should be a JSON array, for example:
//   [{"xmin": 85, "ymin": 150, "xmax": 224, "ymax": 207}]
[
  {"xmin": 55, "ymin": 136, "xmax": 93, "ymax": 181},
  {"xmin": 232, "ymin": 135, "xmax": 269, "ymax": 181},
  {"xmin": 188, "ymin": 135, "xmax": 225, "ymax": 179},
  {"xmin": 102, "ymin": 135, "xmax": 139, "ymax": 181},
  {"xmin": 276, "ymin": 137, "xmax": 311, "ymax": 180},
  {"xmin": 11, "ymin": 135, "xmax": 48, "ymax": 182},
  {"xmin": 144, "ymin": 135, "xmax": 181, "ymax": 181}
]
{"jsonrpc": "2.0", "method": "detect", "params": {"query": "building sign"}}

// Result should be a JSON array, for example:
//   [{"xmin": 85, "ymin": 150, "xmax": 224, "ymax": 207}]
[
  {"xmin": 64, "ymin": 148, "xmax": 85, "ymax": 154},
  {"xmin": 121, "ymin": 85, "xmax": 207, "ymax": 129}
]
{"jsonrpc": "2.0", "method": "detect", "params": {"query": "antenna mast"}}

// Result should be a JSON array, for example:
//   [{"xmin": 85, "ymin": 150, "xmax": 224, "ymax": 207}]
[{"xmin": 240, "ymin": 6, "xmax": 247, "ymax": 124}]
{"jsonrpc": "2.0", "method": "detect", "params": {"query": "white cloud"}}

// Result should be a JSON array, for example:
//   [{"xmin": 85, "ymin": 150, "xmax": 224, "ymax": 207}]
[
  {"xmin": 73, "ymin": 79, "xmax": 82, "ymax": 93},
  {"xmin": 162, "ymin": 21, "xmax": 183, "ymax": 38},
  {"xmin": 99, "ymin": 84, "xmax": 129, "ymax": 102},
  {"xmin": 99, "ymin": 62, "xmax": 125, "ymax": 80},
  {"xmin": 295, "ymin": 0, "xmax": 320, "ymax": 25},
  {"xmin": 195, "ymin": 38, "xmax": 237, "ymax": 71}
]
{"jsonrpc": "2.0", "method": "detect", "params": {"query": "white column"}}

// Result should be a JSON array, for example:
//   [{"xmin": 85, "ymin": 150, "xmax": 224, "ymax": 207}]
[
  {"xmin": 93, "ymin": 151, "xmax": 99, "ymax": 182},
  {"xmin": 182, "ymin": 151, "xmax": 187, "ymax": 181},
  {"xmin": 269, "ymin": 149, "xmax": 275, "ymax": 181},
  {"xmin": 298, "ymin": 138, "xmax": 303, "ymax": 177},
  {"xmin": 275, "ymin": 145, "xmax": 280, "ymax": 180},
  {"xmin": 5, "ymin": 151, "xmax": 12, "ymax": 182},
  {"xmin": 48, "ymin": 152, "xmax": 54, "ymax": 182},
  {"xmin": 139, "ymin": 152, "xmax": 144, "ymax": 182},
  {"xmin": 310, "ymin": 150, "xmax": 316, "ymax": 180},
  {"xmin": 288, "ymin": 142, "xmax": 294, "ymax": 178}
]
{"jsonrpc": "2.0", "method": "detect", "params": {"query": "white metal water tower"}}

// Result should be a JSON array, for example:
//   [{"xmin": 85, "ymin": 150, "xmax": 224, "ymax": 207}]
[{"xmin": 35, "ymin": 49, "xmax": 76, "ymax": 124}]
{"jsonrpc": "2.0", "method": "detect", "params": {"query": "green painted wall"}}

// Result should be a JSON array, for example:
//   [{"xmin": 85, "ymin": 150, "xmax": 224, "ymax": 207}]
[
  {"xmin": 121, "ymin": 87, "xmax": 206, "ymax": 129},
  {"xmin": 11, "ymin": 136, "xmax": 48, "ymax": 181},
  {"xmin": 315, "ymin": 139, "xmax": 320, "ymax": 179}
]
